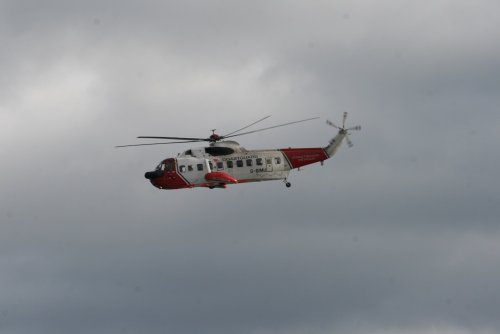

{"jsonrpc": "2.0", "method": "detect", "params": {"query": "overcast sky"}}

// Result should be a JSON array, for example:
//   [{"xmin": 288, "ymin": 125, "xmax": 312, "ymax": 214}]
[{"xmin": 1, "ymin": 1, "xmax": 500, "ymax": 333}]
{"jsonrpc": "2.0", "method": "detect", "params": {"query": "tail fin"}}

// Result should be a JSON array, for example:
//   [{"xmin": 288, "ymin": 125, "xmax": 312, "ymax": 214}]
[{"xmin": 324, "ymin": 130, "xmax": 348, "ymax": 157}]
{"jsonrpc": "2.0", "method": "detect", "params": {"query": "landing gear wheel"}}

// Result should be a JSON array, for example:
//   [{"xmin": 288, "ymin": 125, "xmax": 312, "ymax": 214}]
[{"xmin": 285, "ymin": 182, "xmax": 291, "ymax": 188}]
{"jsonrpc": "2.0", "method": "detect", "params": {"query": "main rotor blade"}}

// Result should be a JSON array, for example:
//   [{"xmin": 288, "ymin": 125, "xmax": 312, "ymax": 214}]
[
  {"xmin": 222, "ymin": 115, "xmax": 272, "ymax": 137},
  {"xmin": 115, "ymin": 140, "xmax": 203, "ymax": 148},
  {"xmin": 137, "ymin": 136, "xmax": 209, "ymax": 141},
  {"xmin": 342, "ymin": 112, "xmax": 348, "ymax": 128},
  {"xmin": 223, "ymin": 117, "xmax": 320, "ymax": 139},
  {"xmin": 347, "ymin": 125, "xmax": 361, "ymax": 131}
]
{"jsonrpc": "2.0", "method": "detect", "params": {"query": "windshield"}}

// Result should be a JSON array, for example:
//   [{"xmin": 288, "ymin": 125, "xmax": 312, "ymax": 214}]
[{"xmin": 157, "ymin": 159, "xmax": 175, "ymax": 172}]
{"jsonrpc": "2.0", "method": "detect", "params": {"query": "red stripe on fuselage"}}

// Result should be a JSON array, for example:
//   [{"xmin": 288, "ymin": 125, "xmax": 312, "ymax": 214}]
[
  {"xmin": 280, "ymin": 148, "xmax": 328, "ymax": 169},
  {"xmin": 151, "ymin": 172, "xmax": 191, "ymax": 189}
]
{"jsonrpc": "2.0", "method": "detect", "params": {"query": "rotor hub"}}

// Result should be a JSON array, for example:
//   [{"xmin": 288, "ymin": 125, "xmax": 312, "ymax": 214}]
[{"xmin": 209, "ymin": 133, "xmax": 221, "ymax": 142}]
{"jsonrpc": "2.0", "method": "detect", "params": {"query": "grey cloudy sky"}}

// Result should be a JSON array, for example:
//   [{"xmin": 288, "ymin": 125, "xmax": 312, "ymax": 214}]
[{"xmin": 1, "ymin": 1, "xmax": 500, "ymax": 333}]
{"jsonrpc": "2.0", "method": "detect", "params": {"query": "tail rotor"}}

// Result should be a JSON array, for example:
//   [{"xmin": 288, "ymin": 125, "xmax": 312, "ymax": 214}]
[
  {"xmin": 326, "ymin": 119, "xmax": 341, "ymax": 129},
  {"xmin": 326, "ymin": 112, "xmax": 361, "ymax": 148},
  {"xmin": 344, "ymin": 134, "xmax": 354, "ymax": 148}
]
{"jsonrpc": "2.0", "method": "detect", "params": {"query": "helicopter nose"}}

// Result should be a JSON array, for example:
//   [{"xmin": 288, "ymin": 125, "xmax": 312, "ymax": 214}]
[{"xmin": 145, "ymin": 170, "xmax": 163, "ymax": 180}]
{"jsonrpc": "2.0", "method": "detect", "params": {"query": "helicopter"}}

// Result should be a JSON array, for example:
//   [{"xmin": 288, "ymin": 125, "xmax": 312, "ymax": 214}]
[{"xmin": 116, "ymin": 112, "xmax": 361, "ymax": 189}]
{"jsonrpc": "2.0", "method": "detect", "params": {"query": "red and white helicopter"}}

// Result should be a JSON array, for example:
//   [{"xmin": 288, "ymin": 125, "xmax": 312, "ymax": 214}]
[{"xmin": 117, "ymin": 112, "xmax": 360, "ymax": 189}]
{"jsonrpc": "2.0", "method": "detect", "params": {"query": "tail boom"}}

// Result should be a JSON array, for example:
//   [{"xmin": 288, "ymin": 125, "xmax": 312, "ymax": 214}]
[
  {"xmin": 280, "ymin": 147, "xmax": 329, "ymax": 169},
  {"xmin": 279, "ymin": 130, "xmax": 347, "ymax": 169}
]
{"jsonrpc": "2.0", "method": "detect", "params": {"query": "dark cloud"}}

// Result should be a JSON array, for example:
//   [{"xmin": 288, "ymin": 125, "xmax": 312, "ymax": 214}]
[{"xmin": 1, "ymin": 1, "xmax": 500, "ymax": 333}]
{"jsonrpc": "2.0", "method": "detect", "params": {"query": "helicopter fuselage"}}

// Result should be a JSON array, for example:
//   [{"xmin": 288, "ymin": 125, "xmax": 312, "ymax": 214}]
[{"xmin": 145, "ymin": 130, "xmax": 346, "ymax": 189}]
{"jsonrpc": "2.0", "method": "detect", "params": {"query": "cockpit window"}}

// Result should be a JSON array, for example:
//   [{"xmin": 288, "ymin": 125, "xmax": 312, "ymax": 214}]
[{"xmin": 164, "ymin": 161, "xmax": 174, "ymax": 172}]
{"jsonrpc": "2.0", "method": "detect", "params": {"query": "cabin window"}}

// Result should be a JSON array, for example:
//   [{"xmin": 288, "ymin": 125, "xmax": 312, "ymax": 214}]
[
  {"xmin": 236, "ymin": 160, "xmax": 243, "ymax": 167},
  {"xmin": 197, "ymin": 164, "xmax": 204, "ymax": 171},
  {"xmin": 188, "ymin": 165, "xmax": 193, "ymax": 172},
  {"xmin": 217, "ymin": 162, "xmax": 224, "ymax": 170},
  {"xmin": 179, "ymin": 165, "xmax": 186, "ymax": 173},
  {"xmin": 227, "ymin": 160, "xmax": 234, "ymax": 168},
  {"xmin": 209, "ymin": 161, "xmax": 213, "ymax": 170},
  {"xmin": 275, "ymin": 157, "xmax": 281, "ymax": 164},
  {"xmin": 266, "ymin": 158, "xmax": 272, "ymax": 165},
  {"xmin": 246, "ymin": 159, "xmax": 253, "ymax": 167},
  {"xmin": 256, "ymin": 158, "xmax": 263, "ymax": 166}
]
